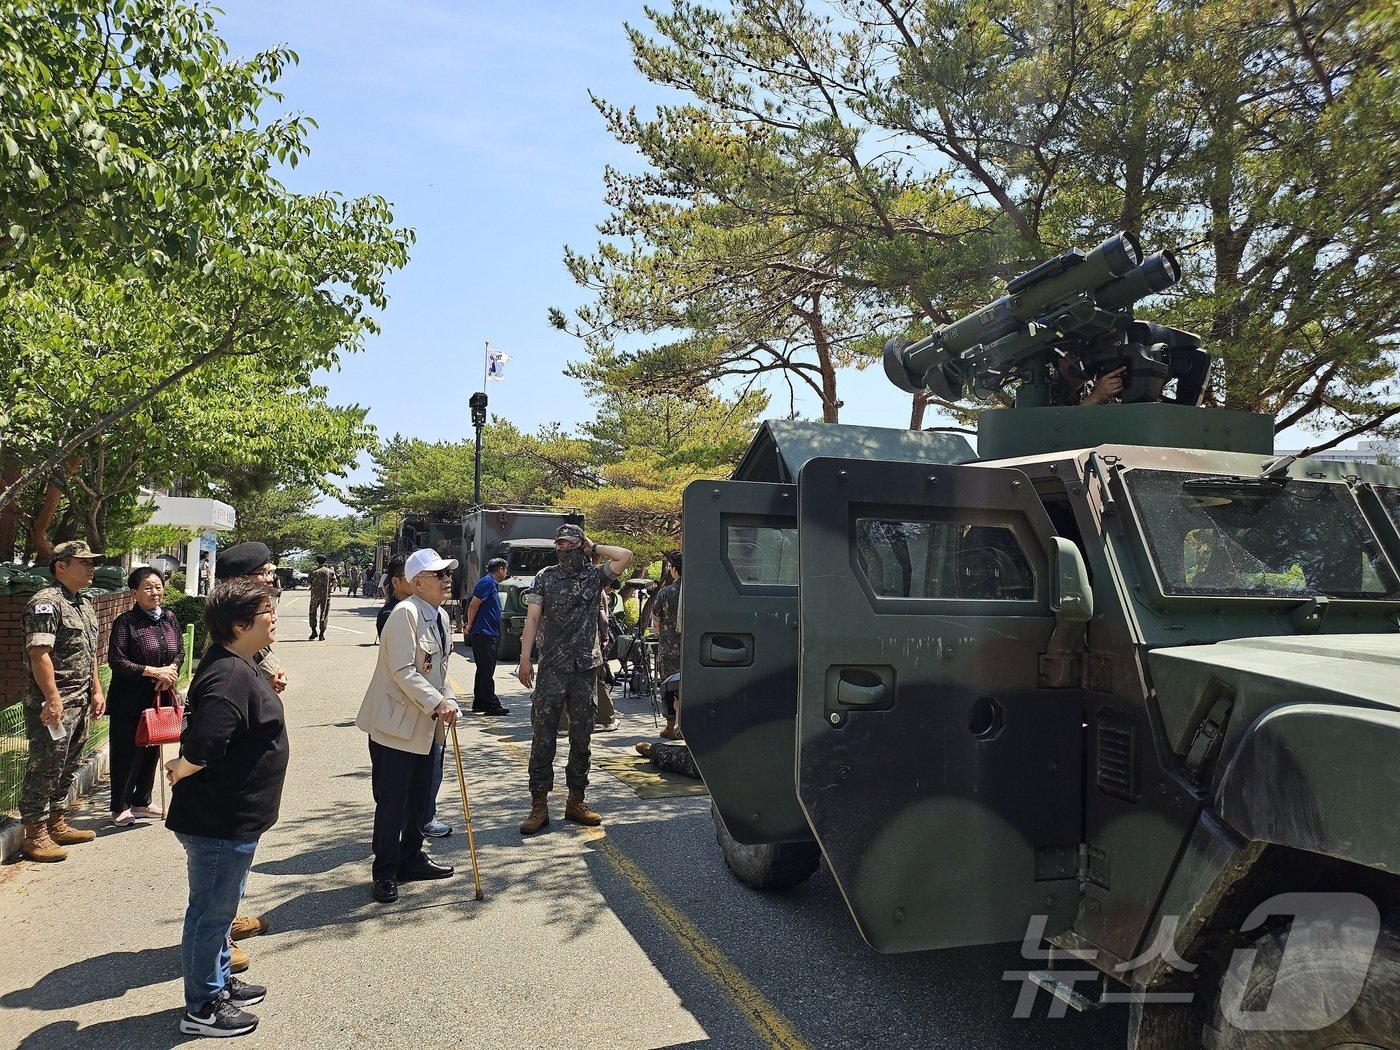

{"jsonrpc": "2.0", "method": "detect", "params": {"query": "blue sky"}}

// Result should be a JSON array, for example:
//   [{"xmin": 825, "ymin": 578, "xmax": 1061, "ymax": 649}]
[{"xmin": 215, "ymin": 0, "xmax": 909, "ymax": 510}]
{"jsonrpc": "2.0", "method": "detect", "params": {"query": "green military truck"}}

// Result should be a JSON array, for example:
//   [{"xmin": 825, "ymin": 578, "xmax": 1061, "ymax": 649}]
[
  {"xmin": 398, "ymin": 505, "xmax": 582, "ymax": 658},
  {"xmin": 683, "ymin": 233, "xmax": 1400, "ymax": 1048}
]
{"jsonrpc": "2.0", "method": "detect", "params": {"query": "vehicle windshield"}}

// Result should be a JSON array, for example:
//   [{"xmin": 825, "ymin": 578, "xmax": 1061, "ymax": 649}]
[
  {"xmin": 507, "ymin": 547, "xmax": 559, "ymax": 579},
  {"xmin": 1124, "ymin": 468, "xmax": 1400, "ymax": 599}
]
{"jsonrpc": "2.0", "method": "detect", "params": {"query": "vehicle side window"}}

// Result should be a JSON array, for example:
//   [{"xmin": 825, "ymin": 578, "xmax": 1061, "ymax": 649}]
[
  {"xmin": 855, "ymin": 519, "xmax": 1035, "ymax": 601},
  {"xmin": 725, "ymin": 522, "xmax": 798, "ymax": 587},
  {"xmin": 1378, "ymin": 487, "xmax": 1400, "ymax": 535}
]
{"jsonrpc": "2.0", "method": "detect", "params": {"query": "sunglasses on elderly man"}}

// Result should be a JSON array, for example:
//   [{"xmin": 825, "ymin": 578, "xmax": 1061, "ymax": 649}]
[{"xmin": 421, "ymin": 569, "xmax": 453, "ymax": 579}]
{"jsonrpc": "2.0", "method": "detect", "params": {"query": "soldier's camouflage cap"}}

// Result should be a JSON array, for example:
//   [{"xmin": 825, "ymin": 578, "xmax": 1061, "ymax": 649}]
[
  {"xmin": 53, "ymin": 539, "xmax": 103, "ymax": 560},
  {"xmin": 555, "ymin": 524, "xmax": 585, "ymax": 544}
]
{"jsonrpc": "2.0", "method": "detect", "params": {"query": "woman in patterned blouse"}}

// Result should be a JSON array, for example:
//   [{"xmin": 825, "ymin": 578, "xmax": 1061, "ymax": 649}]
[{"xmin": 106, "ymin": 566, "xmax": 183, "ymax": 825}]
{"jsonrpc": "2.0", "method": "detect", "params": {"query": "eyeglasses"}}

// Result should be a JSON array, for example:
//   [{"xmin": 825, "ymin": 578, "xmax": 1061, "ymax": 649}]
[
  {"xmin": 420, "ymin": 569, "xmax": 453, "ymax": 580},
  {"xmin": 250, "ymin": 568, "xmax": 277, "ymax": 579},
  {"xmin": 255, "ymin": 607, "xmax": 276, "ymax": 617}
]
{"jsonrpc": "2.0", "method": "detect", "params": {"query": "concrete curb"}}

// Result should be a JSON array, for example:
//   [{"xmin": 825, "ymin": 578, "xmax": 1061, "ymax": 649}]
[{"xmin": 0, "ymin": 744, "xmax": 108, "ymax": 863}]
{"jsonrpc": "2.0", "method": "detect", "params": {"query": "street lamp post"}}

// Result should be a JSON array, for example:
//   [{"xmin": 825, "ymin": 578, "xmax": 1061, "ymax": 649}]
[{"xmin": 469, "ymin": 391, "xmax": 488, "ymax": 507}]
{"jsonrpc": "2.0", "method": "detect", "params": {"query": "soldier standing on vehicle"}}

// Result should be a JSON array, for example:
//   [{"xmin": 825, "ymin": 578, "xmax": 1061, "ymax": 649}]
[
  {"xmin": 19, "ymin": 540, "xmax": 107, "ymax": 863},
  {"xmin": 308, "ymin": 555, "xmax": 335, "ymax": 640},
  {"xmin": 651, "ymin": 552, "xmax": 683, "ymax": 739},
  {"xmin": 516, "ymin": 525, "xmax": 632, "ymax": 834}
]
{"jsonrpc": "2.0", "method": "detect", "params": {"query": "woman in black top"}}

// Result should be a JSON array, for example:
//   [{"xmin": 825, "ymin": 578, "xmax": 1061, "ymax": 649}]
[
  {"xmin": 165, "ymin": 579, "xmax": 288, "ymax": 1038},
  {"xmin": 106, "ymin": 566, "xmax": 183, "ymax": 825}
]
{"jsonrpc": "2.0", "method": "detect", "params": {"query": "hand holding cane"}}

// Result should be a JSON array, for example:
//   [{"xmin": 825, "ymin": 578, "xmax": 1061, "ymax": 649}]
[{"xmin": 448, "ymin": 715, "xmax": 485, "ymax": 901}]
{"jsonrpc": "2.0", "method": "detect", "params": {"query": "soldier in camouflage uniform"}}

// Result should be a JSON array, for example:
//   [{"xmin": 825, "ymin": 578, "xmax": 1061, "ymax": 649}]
[
  {"xmin": 20, "ymin": 540, "xmax": 107, "ymax": 863},
  {"xmin": 633, "ymin": 739, "xmax": 700, "ymax": 780},
  {"xmin": 307, "ymin": 555, "xmax": 336, "ymax": 640},
  {"xmin": 515, "ymin": 524, "xmax": 632, "ymax": 834},
  {"xmin": 651, "ymin": 552, "xmax": 683, "ymax": 739}
]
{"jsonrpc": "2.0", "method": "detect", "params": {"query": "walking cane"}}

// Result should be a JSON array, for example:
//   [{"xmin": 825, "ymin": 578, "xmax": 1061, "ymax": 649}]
[
  {"xmin": 448, "ymin": 718, "xmax": 485, "ymax": 901},
  {"xmin": 158, "ymin": 743, "xmax": 166, "ymax": 818}
]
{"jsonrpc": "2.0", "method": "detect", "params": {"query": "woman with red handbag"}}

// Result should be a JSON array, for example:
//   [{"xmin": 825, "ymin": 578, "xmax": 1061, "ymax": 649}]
[
  {"xmin": 106, "ymin": 566, "xmax": 183, "ymax": 826},
  {"xmin": 165, "ymin": 579, "xmax": 288, "ymax": 1038}
]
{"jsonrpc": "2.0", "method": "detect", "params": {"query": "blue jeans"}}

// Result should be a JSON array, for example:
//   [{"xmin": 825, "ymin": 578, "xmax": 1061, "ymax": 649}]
[
  {"xmin": 176, "ymin": 833, "xmax": 259, "ymax": 1012},
  {"xmin": 421, "ymin": 740, "xmax": 444, "ymax": 827}
]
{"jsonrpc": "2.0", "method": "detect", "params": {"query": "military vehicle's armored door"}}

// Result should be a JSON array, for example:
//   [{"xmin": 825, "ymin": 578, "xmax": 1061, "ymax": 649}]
[
  {"xmin": 683, "ymin": 480, "xmax": 814, "ymax": 845},
  {"xmin": 796, "ymin": 458, "xmax": 1082, "ymax": 951}
]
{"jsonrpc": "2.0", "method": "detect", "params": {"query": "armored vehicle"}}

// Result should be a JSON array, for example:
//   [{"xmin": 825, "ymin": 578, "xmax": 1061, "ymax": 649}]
[
  {"xmin": 398, "ymin": 506, "xmax": 582, "ymax": 656},
  {"xmin": 683, "ymin": 233, "xmax": 1400, "ymax": 1048}
]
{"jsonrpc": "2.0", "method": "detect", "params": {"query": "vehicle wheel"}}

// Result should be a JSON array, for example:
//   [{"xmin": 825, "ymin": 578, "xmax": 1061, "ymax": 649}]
[
  {"xmin": 711, "ymin": 804, "xmax": 820, "ymax": 892},
  {"xmin": 497, "ymin": 631, "xmax": 520, "ymax": 662},
  {"xmin": 1202, "ymin": 910, "xmax": 1400, "ymax": 1049}
]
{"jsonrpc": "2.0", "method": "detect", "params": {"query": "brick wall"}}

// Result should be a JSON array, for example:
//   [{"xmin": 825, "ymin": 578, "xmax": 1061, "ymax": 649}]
[{"xmin": 0, "ymin": 591, "xmax": 129, "ymax": 708}]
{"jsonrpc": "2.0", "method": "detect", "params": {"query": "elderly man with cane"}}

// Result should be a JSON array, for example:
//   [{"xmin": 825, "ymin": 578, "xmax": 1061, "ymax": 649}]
[{"xmin": 356, "ymin": 548, "xmax": 464, "ymax": 904}]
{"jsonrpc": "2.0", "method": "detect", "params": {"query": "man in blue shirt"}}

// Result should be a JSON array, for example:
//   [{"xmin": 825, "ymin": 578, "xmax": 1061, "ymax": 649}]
[{"xmin": 464, "ymin": 558, "xmax": 510, "ymax": 716}]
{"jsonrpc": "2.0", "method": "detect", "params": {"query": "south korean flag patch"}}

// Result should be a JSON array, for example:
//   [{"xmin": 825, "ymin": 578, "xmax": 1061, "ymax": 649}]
[{"xmin": 33, "ymin": 602, "xmax": 55, "ymax": 615}]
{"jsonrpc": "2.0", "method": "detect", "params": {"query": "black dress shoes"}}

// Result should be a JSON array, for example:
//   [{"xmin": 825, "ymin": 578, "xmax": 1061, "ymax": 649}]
[
  {"xmin": 372, "ymin": 879, "xmax": 399, "ymax": 903},
  {"xmin": 472, "ymin": 704, "xmax": 510, "ymax": 716},
  {"xmin": 398, "ymin": 857, "xmax": 454, "ymax": 881}
]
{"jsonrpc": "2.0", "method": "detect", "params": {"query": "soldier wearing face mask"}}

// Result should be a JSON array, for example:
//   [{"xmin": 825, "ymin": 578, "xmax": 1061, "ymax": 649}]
[{"xmin": 515, "ymin": 524, "xmax": 632, "ymax": 834}]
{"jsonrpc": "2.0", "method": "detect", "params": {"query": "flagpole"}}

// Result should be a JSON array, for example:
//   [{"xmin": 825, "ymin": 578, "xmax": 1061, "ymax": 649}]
[{"xmin": 482, "ymin": 340, "xmax": 490, "ymax": 390}]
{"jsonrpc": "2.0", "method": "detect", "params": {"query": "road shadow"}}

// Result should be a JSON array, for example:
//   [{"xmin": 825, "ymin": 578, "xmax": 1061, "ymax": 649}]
[
  {"xmin": 252, "ymin": 839, "xmax": 368, "ymax": 877},
  {"xmin": 586, "ymin": 812, "xmax": 1131, "ymax": 1050},
  {"xmin": 0, "ymin": 945, "xmax": 180, "ymax": 1011},
  {"xmin": 16, "ymin": 1010, "xmax": 189, "ymax": 1049}
]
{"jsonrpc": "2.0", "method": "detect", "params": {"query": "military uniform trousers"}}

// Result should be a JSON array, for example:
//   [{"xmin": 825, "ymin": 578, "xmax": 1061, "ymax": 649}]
[
  {"xmin": 309, "ymin": 594, "xmax": 330, "ymax": 635},
  {"xmin": 20, "ymin": 701, "xmax": 91, "ymax": 823},
  {"xmin": 656, "ymin": 645, "xmax": 680, "ymax": 689},
  {"xmin": 528, "ymin": 669, "xmax": 597, "ymax": 795}
]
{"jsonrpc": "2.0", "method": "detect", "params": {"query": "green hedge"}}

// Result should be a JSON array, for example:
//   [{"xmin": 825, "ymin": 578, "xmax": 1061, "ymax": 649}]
[{"xmin": 166, "ymin": 591, "xmax": 207, "ymax": 655}]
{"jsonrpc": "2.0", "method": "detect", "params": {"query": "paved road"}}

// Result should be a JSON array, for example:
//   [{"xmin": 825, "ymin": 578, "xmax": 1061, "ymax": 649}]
[{"xmin": 0, "ymin": 593, "xmax": 1128, "ymax": 1049}]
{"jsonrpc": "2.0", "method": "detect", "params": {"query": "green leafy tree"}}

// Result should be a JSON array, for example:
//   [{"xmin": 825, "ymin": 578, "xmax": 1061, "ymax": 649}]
[
  {"xmin": 352, "ymin": 389, "xmax": 764, "ymax": 568},
  {"xmin": 222, "ymin": 484, "xmax": 320, "ymax": 562},
  {"xmin": 561, "ymin": 0, "xmax": 1399, "ymax": 446},
  {"xmin": 0, "ymin": 0, "xmax": 413, "ymax": 554},
  {"xmin": 0, "ymin": 0, "xmax": 309, "ymax": 281},
  {"xmin": 0, "ymin": 186, "xmax": 409, "ymax": 527},
  {"xmin": 565, "ymin": 389, "xmax": 768, "ymax": 564},
  {"xmin": 351, "ymin": 424, "xmax": 599, "ymax": 520}
]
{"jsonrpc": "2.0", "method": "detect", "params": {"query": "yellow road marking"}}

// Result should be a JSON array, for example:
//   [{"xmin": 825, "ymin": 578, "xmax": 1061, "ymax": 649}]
[{"xmin": 447, "ymin": 672, "xmax": 812, "ymax": 1050}]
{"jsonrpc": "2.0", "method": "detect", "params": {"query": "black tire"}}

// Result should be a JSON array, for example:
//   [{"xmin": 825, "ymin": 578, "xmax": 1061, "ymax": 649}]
[
  {"xmin": 711, "ymin": 804, "xmax": 820, "ymax": 892},
  {"xmin": 1202, "ymin": 909, "xmax": 1400, "ymax": 1049}
]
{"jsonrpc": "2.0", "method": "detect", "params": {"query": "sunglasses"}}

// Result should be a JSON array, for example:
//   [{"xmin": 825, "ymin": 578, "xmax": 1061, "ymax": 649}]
[{"xmin": 421, "ymin": 569, "xmax": 453, "ymax": 580}]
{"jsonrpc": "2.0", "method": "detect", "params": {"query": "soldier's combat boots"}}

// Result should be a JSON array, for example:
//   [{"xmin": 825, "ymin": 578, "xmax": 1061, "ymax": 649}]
[
  {"xmin": 564, "ymin": 789, "xmax": 602, "ymax": 827},
  {"xmin": 22, "ymin": 823, "xmax": 67, "ymax": 862},
  {"xmin": 519, "ymin": 792, "xmax": 550, "ymax": 835},
  {"xmin": 47, "ymin": 810, "xmax": 95, "ymax": 845}
]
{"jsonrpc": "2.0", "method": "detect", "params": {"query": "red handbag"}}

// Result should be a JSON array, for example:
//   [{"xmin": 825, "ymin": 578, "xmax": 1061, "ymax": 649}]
[{"xmin": 135, "ymin": 687, "xmax": 184, "ymax": 747}]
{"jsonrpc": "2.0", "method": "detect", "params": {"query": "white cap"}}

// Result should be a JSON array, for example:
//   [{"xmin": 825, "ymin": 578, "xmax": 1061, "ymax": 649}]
[{"xmin": 404, "ymin": 548, "xmax": 459, "ymax": 581}]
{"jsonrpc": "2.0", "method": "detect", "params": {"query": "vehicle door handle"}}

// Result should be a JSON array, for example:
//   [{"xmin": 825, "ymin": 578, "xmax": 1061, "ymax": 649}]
[
  {"xmin": 827, "ymin": 667, "xmax": 894, "ymax": 711},
  {"xmin": 836, "ymin": 677, "xmax": 886, "ymax": 706},
  {"xmin": 705, "ymin": 636, "xmax": 751, "ymax": 665}
]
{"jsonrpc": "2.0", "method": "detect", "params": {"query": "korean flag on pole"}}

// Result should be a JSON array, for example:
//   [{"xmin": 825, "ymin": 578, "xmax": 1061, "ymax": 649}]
[{"xmin": 487, "ymin": 347, "xmax": 510, "ymax": 381}]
